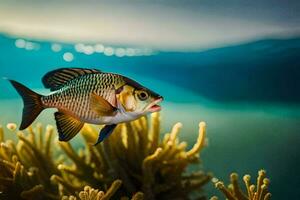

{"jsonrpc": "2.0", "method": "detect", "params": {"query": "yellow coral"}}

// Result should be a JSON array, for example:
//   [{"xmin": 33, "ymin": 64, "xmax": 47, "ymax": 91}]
[
  {"xmin": 61, "ymin": 180, "xmax": 122, "ymax": 200},
  {"xmin": 0, "ymin": 113, "xmax": 210, "ymax": 199},
  {"xmin": 211, "ymin": 170, "xmax": 271, "ymax": 200},
  {"xmin": 6, "ymin": 123, "xmax": 17, "ymax": 131},
  {"xmin": 0, "ymin": 123, "xmax": 60, "ymax": 199},
  {"xmin": 56, "ymin": 113, "xmax": 211, "ymax": 199}
]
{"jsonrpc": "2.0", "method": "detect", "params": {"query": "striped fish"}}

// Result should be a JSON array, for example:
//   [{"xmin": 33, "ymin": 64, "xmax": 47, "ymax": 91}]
[{"xmin": 9, "ymin": 68, "xmax": 163, "ymax": 144}]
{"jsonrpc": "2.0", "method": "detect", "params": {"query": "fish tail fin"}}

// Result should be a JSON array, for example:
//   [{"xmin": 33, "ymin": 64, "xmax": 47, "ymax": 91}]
[{"xmin": 9, "ymin": 80, "xmax": 44, "ymax": 130}]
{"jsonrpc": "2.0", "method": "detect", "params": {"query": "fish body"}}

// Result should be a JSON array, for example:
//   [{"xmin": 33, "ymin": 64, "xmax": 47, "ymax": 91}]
[
  {"xmin": 9, "ymin": 68, "xmax": 163, "ymax": 144},
  {"xmin": 42, "ymin": 73, "xmax": 125, "ymax": 124}
]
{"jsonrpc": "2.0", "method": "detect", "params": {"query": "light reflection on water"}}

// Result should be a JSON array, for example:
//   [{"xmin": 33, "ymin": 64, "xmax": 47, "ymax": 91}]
[{"xmin": 14, "ymin": 37, "xmax": 155, "ymax": 63}]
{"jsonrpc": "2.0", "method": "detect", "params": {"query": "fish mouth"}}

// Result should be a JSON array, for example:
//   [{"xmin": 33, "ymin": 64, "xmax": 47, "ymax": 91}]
[{"xmin": 147, "ymin": 98, "xmax": 163, "ymax": 112}]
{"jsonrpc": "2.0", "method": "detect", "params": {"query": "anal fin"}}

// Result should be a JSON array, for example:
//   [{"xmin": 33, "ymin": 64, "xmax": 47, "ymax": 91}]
[{"xmin": 54, "ymin": 112, "xmax": 84, "ymax": 141}]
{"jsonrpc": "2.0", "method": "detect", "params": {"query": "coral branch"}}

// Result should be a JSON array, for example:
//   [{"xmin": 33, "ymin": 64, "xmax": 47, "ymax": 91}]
[
  {"xmin": 212, "ymin": 170, "xmax": 272, "ymax": 200},
  {"xmin": 186, "ymin": 122, "xmax": 206, "ymax": 159}
]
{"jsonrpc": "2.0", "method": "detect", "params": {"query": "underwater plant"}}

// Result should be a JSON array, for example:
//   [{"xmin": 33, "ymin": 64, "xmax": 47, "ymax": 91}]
[
  {"xmin": 210, "ymin": 170, "xmax": 271, "ymax": 200},
  {"xmin": 0, "ymin": 123, "xmax": 62, "ymax": 199},
  {"xmin": 0, "ymin": 113, "xmax": 211, "ymax": 199},
  {"xmin": 61, "ymin": 181, "xmax": 141, "ymax": 200}
]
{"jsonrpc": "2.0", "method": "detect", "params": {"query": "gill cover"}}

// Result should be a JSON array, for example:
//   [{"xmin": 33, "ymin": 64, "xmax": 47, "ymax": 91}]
[{"xmin": 117, "ymin": 85, "xmax": 136, "ymax": 112}]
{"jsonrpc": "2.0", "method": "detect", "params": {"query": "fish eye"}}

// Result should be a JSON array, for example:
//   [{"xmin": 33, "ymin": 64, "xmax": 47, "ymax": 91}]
[{"xmin": 137, "ymin": 91, "xmax": 149, "ymax": 101}]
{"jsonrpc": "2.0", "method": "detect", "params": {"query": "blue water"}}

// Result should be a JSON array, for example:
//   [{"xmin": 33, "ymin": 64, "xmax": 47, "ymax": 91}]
[{"xmin": 0, "ymin": 34, "xmax": 299, "ymax": 199}]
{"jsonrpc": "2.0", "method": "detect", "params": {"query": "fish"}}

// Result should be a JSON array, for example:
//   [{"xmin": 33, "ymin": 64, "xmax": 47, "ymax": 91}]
[{"xmin": 9, "ymin": 67, "xmax": 163, "ymax": 145}]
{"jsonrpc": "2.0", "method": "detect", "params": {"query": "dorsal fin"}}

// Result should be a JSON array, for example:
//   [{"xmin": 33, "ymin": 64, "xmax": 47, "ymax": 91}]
[{"xmin": 42, "ymin": 68, "xmax": 102, "ymax": 91}]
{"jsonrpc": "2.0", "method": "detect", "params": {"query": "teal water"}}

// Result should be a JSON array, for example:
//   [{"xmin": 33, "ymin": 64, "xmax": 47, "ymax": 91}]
[{"xmin": 0, "ymin": 34, "xmax": 299, "ymax": 199}]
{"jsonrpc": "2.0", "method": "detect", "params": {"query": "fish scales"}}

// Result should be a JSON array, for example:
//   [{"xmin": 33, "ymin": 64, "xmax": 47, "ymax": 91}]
[
  {"xmin": 9, "ymin": 67, "xmax": 163, "ymax": 144},
  {"xmin": 41, "ymin": 73, "xmax": 125, "ymax": 120}
]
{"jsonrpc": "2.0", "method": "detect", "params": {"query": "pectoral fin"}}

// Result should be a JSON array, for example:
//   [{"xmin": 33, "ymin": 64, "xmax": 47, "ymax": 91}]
[
  {"xmin": 94, "ymin": 124, "xmax": 117, "ymax": 145},
  {"xmin": 90, "ymin": 93, "xmax": 117, "ymax": 116},
  {"xmin": 54, "ymin": 112, "xmax": 84, "ymax": 141}
]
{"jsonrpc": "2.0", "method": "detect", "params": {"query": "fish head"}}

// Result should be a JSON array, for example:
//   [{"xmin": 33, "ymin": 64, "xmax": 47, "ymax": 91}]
[
  {"xmin": 116, "ymin": 78, "xmax": 163, "ymax": 115},
  {"xmin": 133, "ymin": 87, "xmax": 163, "ymax": 114}
]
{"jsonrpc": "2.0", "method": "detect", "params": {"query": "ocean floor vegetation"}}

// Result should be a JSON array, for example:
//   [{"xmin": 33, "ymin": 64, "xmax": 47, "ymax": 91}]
[
  {"xmin": 210, "ymin": 170, "xmax": 271, "ymax": 200},
  {"xmin": 0, "ymin": 113, "xmax": 212, "ymax": 200}
]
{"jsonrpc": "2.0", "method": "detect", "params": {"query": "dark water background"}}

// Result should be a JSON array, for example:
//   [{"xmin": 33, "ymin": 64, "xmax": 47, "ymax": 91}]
[{"xmin": 0, "ymin": 34, "xmax": 299, "ymax": 199}]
